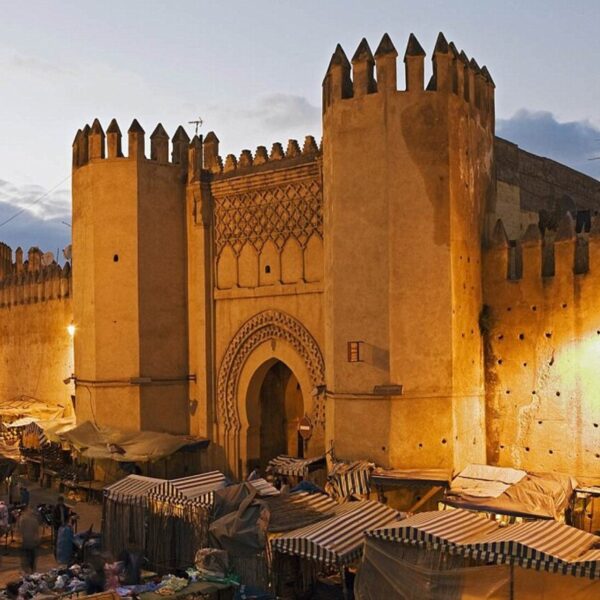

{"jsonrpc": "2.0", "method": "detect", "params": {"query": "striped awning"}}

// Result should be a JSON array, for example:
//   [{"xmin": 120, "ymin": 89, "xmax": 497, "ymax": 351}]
[
  {"xmin": 469, "ymin": 519, "xmax": 600, "ymax": 571},
  {"xmin": 368, "ymin": 508, "xmax": 500, "ymax": 550},
  {"xmin": 326, "ymin": 460, "xmax": 374, "ymax": 500},
  {"xmin": 148, "ymin": 470, "xmax": 228, "ymax": 507},
  {"xmin": 268, "ymin": 455, "xmax": 326, "ymax": 477},
  {"xmin": 271, "ymin": 500, "xmax": 400, "ymax": 566},
  {"xmin": 570, "ymin": 549, "xmax": 600, "ymax": 579},
  {"xmin": 104, "ymin": 474, "xmax": 165, "ymax": 505},
  {"xmin": 248, "ymin": 477, "xmax": 280, "ymax": 497}
]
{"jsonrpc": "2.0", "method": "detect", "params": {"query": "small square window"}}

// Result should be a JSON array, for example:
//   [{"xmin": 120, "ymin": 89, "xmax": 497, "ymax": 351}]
[{"xmin": 347, "ymin": 341, "xmax": 364, "ymax": 363}]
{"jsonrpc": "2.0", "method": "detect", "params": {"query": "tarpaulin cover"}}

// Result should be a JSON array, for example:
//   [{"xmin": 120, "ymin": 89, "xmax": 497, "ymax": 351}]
[
  {"xmin": 59, "ymin": 421, "xmax": 207, "ymax": 462},
  {"xmin": 445, "ymin": 468, "xmax": 576, "ymax": 519},
  {"xmin": 450, "ymin": 464, "xmax": 526, "ymax": 498},
  {"xmin": 209, "ymin": 483, "xmax": 269, "ymax": 557}
]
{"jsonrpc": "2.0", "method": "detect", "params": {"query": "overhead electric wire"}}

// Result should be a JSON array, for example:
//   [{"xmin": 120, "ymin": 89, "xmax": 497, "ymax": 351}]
[{"xmin": 0, "ymin": 174, "xmax": 71, "ymax": 229}]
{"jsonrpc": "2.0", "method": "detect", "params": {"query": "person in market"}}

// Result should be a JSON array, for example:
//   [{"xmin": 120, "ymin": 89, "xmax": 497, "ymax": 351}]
[
  {"xmin": 17, "ymin": 504, "xmax": 41, "ymax": 573},
  {"xmin": 118, "ymin": 545, "xmax": 144, "ymax": 586},
  {"xmin": 56, "ymin": 517, "xmax": 75, "ymax": 565},
  {"xmin": 19, "ymin": 484, "xmax": 30, "ymax": 507},
  {"xmin": 85, "ymin": 551, "xmax": 107, "ymax": 594},
  {"xmin": 51, "ymin": 496, "xmax": 71, "ymax": 553}
]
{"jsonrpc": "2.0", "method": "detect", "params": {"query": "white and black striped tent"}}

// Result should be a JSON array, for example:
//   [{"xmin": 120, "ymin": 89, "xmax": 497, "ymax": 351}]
[
  {"xmin": 367, "ymin": 509, "xmax": 600, "ymax": 580},
  {"xmin": 271, "ymin": 500, "xmax": 400, "ymax": 566},
  {"xmin": 147, "ymin": 470, "xmax": 228, "ymax": 507},
  {"xmin": 268, "ymin": 455, "xmax": 326, "ymax": 478},
  {"xmin": 104, "ymin": 474, "xmax": 165, "ymax": 505},
  {"xmin": 369, "ymin": 508, "xmax": 500, "ymax": 550},
  {"xmin": 248, "ymin": 477, "xmax": 280, "ymax": 497},
  {"xmin": 468, "ymin": 519, "xmax": 600, "ymax": 578}
]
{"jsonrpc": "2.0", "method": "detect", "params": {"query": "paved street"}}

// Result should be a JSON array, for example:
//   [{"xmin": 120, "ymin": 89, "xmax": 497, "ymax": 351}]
[{"xmin": 0, "ymin": 482, "xmax": 102, "ymax": 586}]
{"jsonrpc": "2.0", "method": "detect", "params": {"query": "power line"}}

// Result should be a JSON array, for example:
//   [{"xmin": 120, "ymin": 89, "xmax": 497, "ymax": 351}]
[{"xmin": 0, "ymin": 174, "xmax": 71, "ymax": 229}]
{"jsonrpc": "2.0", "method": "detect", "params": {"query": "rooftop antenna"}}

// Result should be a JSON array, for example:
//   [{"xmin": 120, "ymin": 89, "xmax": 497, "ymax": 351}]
[{"xmin": 188, "ymin": 117, "xmax": 203, "ymax": 136}]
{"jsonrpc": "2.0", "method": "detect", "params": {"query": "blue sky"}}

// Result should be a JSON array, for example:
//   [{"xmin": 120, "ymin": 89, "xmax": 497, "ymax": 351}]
[{"xmin": 0, "ymin": 0, "xmax": 598, "ymax": 253}]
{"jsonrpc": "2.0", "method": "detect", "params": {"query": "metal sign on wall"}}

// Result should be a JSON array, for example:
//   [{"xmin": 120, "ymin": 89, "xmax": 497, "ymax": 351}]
[{"xmin": 298, "ymin": 415, "xmax": 313, "ymax": 440}]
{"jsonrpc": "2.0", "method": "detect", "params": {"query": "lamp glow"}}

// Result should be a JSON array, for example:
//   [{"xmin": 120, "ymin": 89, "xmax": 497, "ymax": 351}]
[{"xmin": 67, "ymin": 323, "xmax": 76, "ymax": 337}]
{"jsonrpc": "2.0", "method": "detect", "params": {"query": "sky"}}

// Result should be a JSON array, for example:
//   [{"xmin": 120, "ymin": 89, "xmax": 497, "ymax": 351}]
[{"xmin": 0, "ymin": 0, "xmax": 599, "ymax": 254}]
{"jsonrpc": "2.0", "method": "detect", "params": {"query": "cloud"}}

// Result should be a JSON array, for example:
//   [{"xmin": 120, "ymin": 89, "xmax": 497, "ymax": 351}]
[
  {"xmin": 0, "ymin": 180, "xmax": 71, "ymax": 256},
  {"xmin": 5, "ymin": 53, "xmax": 76, "ymax": 77},
  {"xmin": 497, "ymin": 110, "xmax": 600, "ymax": 179},
  {"xmin": 202, "ymin": 93, "xmax": 321, "ymax": 156},
  {"xmin": 239, "ymin": 93, "xmax": 320, "ymax": 132}
]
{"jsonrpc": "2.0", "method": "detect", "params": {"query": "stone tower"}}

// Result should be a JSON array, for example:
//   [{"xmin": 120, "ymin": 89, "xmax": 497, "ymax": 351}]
[
  {"xmin": 322, "ymin": 33, "xmax": 495, "ymax": 471},
  {"xmin": 71, "ymin": 118, "xmax": 190, "ymax": 433}
]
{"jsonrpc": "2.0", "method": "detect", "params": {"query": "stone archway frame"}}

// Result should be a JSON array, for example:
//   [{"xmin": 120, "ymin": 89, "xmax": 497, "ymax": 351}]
[{"xmin": 217, "ymin": 310, "xmax": 326, "ymax": 433}]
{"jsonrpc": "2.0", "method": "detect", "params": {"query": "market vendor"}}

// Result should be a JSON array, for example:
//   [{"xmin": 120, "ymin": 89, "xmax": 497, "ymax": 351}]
[
  {"xmin": 118, "ymin": 546, "xmax": 144, "ymax": 585},
  {"xmin": 52, "ymin": 496, "xmax": 71, "ymax": 550},
  {"xmin": 56, "ymin": 518, "xmax": 75, "ymax": 565}
]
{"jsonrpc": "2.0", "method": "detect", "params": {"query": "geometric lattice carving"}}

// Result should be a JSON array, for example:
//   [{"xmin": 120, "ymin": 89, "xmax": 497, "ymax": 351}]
[
  {"xmin": 217, "ymin": 310, "xmax": 326, "ymax": 432},
  {"xmin": 214, "ymin": 179, "xmax": 322, "ymax": 256}
]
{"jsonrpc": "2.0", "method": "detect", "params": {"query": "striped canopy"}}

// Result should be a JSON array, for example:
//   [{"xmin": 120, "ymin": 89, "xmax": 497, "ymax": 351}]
[
  {"xmin": 148, "ymin": 470, "xmax": 228, "ymax": 507},
  {"xmin": 570, "ymin": 549, "xmax": 600, "ymax": 579},
  {"xmin": 104, "ymin": 474, "xmax": 165, "ymax": 505},
  {"xmin": 368, "ymin": 509, "xmax": 600, "ymax": 580},
  {"xmin": 272, "ymin": 500, "xmax": 400, "ymax": 566},
  {"xmin": 268, "ymin": 455, "xmax": 326, "ymax": 477},
  {"xmin": 248, "ymin": 477, "xmax": 280, "ymax": 497},
  {"xmin": 326, "ymin": 460, "xmax": 374, "ymax": 500},
  {"xmin": 469, "ymin": 519, "xmax": 600, "ymax": 574},
  {"xmin": 369, "ymin": 508, "xmax": 499, "ymax": 550}
]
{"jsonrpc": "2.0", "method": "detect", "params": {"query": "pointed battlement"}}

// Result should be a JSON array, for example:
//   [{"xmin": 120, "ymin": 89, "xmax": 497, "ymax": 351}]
[
  {"xmin": 72, "ymin": 119, "xmax": 193, "ymax": 171},
  {"xmin": 485, "ymin": 216, "xmax": 600, "ymax": 286},
  {"xmin": 322, "ymin": 32, "xmax": 495, "ymax": 126},
  {"xmin": 205, "ymin": 135, "xmax": 321, "ymax": 179},
  {"xmin": 0, "ymin": 243, "xmax": 71, "ymax": 308}
]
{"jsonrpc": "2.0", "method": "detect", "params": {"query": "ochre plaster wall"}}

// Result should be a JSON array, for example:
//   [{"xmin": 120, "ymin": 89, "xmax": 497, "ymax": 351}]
[
  {"xmin": 72, "ymin": 122, "xmax": 189, "ymax": 434},
  {"xmin": 484, "ymin": 222, "xmax": 600, "ymax": 480},
  {"xmin": 322, "ymin": 35, "xmax": 492, "ymax": 471},
  {"xmin": 0, "ymin": 281, "xmax": 74, "ymax": 409}
]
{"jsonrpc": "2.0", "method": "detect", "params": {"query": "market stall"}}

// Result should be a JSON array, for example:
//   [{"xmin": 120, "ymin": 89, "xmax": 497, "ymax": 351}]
[
  {"xmin": 146, "ymin": 471, "xmax": 229, "ymax": 571},
  {"xmin": 271, "ymin": 499, "xmax": 400, "ymax": 598},
  {"xmin": 267, "ymin": 454, "xmax": 327, "ymax": 487},
  {"xmin": 209, "ymin": 483, "xmax": 338, "ymax": 592},
  {"xmin": 325, "ymin": 460, "xmax": 374, "ymax": 501},
  {"xmin": 355, "ymin": 509, "xmax": 600, "ymax": 599},
  {"xmin": 370, "ymin": 467, "xmax": 453, "ymax": 512},
  {"xmin": 442, "ymin": 463, "xmax": 576, "ymax": 521},
  {"xmin": 102, "ymin": 474, "xmax": 165, "ymax": 558}
]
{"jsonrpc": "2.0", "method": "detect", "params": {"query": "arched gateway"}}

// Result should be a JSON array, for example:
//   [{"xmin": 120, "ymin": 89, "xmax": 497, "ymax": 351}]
[{"xmin": 217, "ymin": 310, "xmax": 326, "ymax": 476}]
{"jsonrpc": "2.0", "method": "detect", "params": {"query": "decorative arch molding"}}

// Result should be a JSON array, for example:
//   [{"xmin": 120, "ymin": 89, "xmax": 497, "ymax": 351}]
[{"xmin": 217, "ymin": 310, "xmax": 325, "ymax": 432}]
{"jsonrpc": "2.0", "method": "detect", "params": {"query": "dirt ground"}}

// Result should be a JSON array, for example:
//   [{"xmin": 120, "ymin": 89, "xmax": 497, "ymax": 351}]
[{"xmin": 0, "ymin": 482, "xmax": 102, "ymax": 587}]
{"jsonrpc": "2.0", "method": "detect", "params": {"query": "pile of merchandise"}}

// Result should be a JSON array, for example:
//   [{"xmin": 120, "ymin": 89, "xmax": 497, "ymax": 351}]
[{"xmin": 1, "ymin": 564, "xmax": 93, "ymax": 599}]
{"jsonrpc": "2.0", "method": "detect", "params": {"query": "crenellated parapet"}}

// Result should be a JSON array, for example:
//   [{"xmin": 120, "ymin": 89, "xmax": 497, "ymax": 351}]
[
  {"xmin": 72, "ymin": 118, "xmax": 191, "ymax": 170},
  {"xmin": 0, "ymin": 258, "xmax": 71, "ymax": 309},
  {"xmin": 485, "ymin": 215, "xmax": 600, "ymax": 286},
  {"xmin": 322, "ymin": 32, "xmax": 495, "ymax": 128},
  {"xmin": 204, "ymin": 133, "xmax": 321, "ymax": 178}
]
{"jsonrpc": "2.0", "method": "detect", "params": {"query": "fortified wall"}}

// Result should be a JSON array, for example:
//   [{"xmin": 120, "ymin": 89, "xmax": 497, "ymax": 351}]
[
  {"xmin": 1, "ymin": 28, "xmax": 599, "ymax": 481},
  {"xmin": 0, "ymin": 243, "xmax": 74, "ymax": 410},
  {"xmin": 495, "ymin": 137, "xmax": 600, "ymax": 239},
  {"xmin": 185, "ymin": 131, "xmax": 326, "ymax": 475},
  {"xmin": 483, "ymin": 216, "xmax": 600, "ymax": 479}
]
